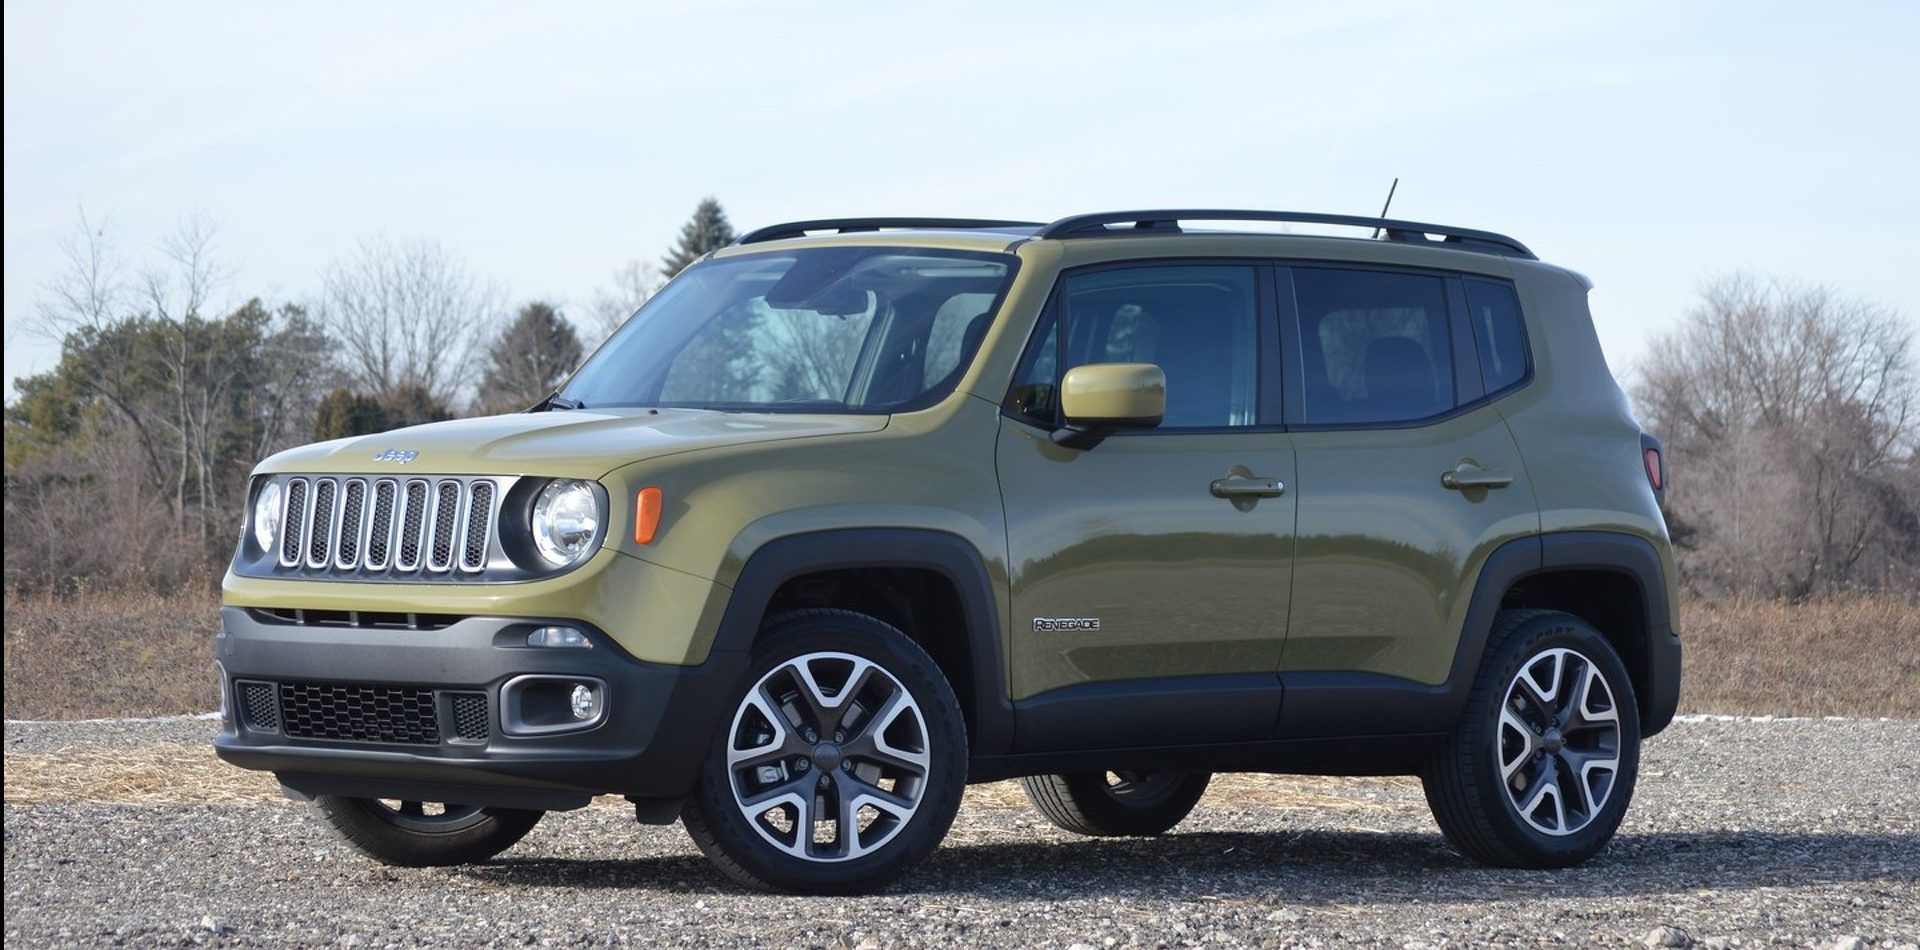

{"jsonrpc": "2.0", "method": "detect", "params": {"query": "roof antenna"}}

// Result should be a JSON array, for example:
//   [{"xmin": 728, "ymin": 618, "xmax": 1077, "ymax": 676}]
[{"xmin": 1371, "ymin": 177, "xmax": 1399, "ymax": 238}]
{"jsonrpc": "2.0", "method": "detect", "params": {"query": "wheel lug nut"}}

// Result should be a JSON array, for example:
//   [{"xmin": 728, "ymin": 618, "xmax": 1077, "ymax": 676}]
[
  {"xmin": 842, "ymin": 761, "xmax": 853, "ymax": 772},
  {"xmin": 834, "ymin": 731, "xmax": 845, "ymax": 743},
  {"xmin": 818, "ymin": 774, "xmax": 830, "ymax": 787},
  {"xmin": 804, "ymin": 729, "xmax": 818, "ymax": 743},
  {"xmin": 796, "ymin": 758, "xmax": 810, "ymax": 772}
]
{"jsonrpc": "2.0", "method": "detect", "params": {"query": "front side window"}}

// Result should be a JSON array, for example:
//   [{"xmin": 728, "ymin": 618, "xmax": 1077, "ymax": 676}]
[
  {"xmin": 563, "ymin": 248, "xmax": 1014, "ymax": 412},
  {"xmin": 1009, "ymin": 265, "xmax": 1261, "ymax": 429},
  {"xmin": 1292, "ymin": 268, "xmax": 1455, "ymax": 425}
]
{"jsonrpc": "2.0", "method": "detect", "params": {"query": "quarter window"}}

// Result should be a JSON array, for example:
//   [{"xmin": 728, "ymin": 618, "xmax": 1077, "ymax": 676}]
[
  {"xmin": 1292, "ymin": 268, "xmax": 1454, "ymax": 425},
  {"xmin": 1011, "ymin": 265, "xmax": 1262, "ymax": 429},
  {"xmin": 1464, "ymin": 279, "xmax": 1529, "ymax": 394}
]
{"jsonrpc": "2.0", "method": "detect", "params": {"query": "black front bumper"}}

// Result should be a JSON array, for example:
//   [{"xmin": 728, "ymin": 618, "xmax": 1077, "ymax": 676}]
[{"xmin": 212, "ymin": 607, "xmax": 746, "ymax": 811}]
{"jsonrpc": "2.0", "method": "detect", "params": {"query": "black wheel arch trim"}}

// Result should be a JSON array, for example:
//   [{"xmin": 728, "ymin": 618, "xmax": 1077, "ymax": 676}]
[{"xmin": 711, "ymin": 527, "xmax": 1014, "ymax": 756}]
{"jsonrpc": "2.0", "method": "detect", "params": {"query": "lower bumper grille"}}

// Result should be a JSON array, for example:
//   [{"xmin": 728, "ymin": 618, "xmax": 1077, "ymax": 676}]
[{"xmin": 241, "ymin": 681, "xmax": 490, "ymax": 746}]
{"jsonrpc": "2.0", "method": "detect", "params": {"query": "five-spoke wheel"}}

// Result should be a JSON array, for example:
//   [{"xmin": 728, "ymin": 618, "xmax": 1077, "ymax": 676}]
[
  {"xmin": 681, "ymin": 610, "xmax": 967, "ymax": 893},
  {"xmin": 1424, "ymin": 609, "xmax": 1641, "ymax": 868},
  {"xmin": 725, "ymin": 651, "xmax": 932, "ymax": 862},
  {"xmin": 1496, "ymin": 646, "xmax": 1622, "ymax": 836}
]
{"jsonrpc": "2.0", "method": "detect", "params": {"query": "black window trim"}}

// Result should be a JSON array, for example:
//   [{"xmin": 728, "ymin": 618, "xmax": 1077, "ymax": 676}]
[{"xmin": 998, "ymin": 257, "xmax": 1286, "ymax": 436}]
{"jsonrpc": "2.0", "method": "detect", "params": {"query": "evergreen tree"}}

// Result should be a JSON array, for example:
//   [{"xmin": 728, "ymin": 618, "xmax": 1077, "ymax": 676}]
[
  {"xmin": 660, "ymin": 197, "xmax": 737, "ymax": 277},
  {"xmin": 478, "ymin": 301, "xmax": 584, "ymax": 412},
  {"xmin": 382, "ymin": 384, "xmax": 454, "ymax": 430},
  {"xmin": 312, "ymin": 388, "xmax": 389, "ymax": 440}
]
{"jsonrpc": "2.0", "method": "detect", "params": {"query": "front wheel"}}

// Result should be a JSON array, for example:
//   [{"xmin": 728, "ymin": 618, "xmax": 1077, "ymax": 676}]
[
  {"xmin": 1423, "ymin": 609, "xmax": 1641, "ymax": 868},
  {"xmin": 681, "ymin": 610, "xmax": 968, "ymax": 894},
  {"xmin": 312, "ymin": 796, "xmax": 542, "ymax": 866}
]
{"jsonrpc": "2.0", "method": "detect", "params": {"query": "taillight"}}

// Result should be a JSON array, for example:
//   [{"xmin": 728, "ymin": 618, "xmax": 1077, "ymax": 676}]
[{"xmin": 1640, "ymin": 435, "xmax": 1666, "ymax": 494}]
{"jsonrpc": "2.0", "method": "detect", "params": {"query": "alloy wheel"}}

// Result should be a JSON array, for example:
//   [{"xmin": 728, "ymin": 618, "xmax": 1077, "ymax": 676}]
[
  {"xmin": 725, "ymin": 651, "xmax": 931, "ymax": 862},
  {"xmin": 1496, "ymin": 647, "xmax": 1622, "ymax": 836}
]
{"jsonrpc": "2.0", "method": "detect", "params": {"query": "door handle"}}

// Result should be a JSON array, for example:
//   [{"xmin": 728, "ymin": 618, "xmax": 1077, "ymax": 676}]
[
  {"xmin": 1441, "ymin": 464, "xmax": 1514, "ymax": 491},
  {"xmin": 1210, "ymin": 475, "xmax": 1285, "ymax": 499}
]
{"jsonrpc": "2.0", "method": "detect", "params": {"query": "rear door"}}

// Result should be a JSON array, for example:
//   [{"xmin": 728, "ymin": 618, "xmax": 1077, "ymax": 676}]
[
  {"xmin": 997, "ymin": 262, "xmax": 1296, "ymax": 751},
  {"xmin": 1275, "ymin": 265, "xmax": 1538, "ymax": 737}
]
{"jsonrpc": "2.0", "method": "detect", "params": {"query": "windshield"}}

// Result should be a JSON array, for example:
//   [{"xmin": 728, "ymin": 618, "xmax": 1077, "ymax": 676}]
[{"xmin": 561, "ymin": 247, "xmax": 1017, "ymax": 413}]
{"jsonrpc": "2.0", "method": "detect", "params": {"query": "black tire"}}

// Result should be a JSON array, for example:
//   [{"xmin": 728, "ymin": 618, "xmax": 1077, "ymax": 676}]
[
  {"xmin": 312, "ymin": 796, "xmax": 542, "ymax": 867},
  {"xmin": 1423, "ymin": 609, "xmax": 1641, "ymax": 868},
  {"xmin": 1020, "ymin": 770, "xmax": 1211, "ymax": 837},
  {"xmin": 681, "ymin": 609, "xmax": 968, "ymax": 894}
]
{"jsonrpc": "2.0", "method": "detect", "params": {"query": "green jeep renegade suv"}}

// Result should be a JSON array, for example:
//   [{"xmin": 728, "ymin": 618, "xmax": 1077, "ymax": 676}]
[{"xmin": 215, "ymin": 210, "xmax": 1681, "ymax": 893}]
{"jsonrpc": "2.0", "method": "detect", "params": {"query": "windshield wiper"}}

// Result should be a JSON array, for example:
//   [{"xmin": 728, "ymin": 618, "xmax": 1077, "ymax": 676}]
[{"xmin": 530, "ymin": 393, "xmax": 586, "ymax": 412}]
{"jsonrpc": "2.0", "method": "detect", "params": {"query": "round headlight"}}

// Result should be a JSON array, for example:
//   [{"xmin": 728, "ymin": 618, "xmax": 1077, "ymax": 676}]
[
  {"xmin": 253, "ymin": 481, "xmax": 283, "ymax": 552},
  {"xmin": 530, "ymin": 479, "xmax": 600, "ymax": 567}
]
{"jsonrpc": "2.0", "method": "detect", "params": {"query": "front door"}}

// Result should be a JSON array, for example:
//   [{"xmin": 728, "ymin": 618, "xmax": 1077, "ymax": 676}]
[
  {"xmin": 996, "ymin": 263, "xmax": 1296, "ymax": 751},
  {"xmin": 1274, "ymin": 265, "xmax": 1538, "ymax": 736}
]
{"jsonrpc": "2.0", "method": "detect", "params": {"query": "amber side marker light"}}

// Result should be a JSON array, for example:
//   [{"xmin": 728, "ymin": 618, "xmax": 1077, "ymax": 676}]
[{"xmin": 635, "ymin": 487, "xmax": 663, "ymax": 544}]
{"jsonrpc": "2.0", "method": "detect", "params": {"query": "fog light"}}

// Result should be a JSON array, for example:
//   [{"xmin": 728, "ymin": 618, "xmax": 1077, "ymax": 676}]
[
  {"xmin": 570, "ymin": 684, "xmax": 598, "ymax": 721},
  {"xmin": 528, "ymin": 626, "xmax": 592, "ymax": 648}
]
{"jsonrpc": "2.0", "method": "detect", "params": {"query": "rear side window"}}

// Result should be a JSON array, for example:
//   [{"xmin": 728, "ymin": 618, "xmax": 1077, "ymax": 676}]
[
  {"xmin": 1292, "ymin": 268, "xmax": 1454, "ymax": 425},
  {"xmin": 1464, "ymin": 278, "xmax": 1529, "ymax": 394}
]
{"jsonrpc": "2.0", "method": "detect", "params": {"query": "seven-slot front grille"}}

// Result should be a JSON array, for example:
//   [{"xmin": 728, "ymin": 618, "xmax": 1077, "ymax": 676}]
[{"xmin": 275, "ymin": 476, "xmax": 499, "ymax": 578}]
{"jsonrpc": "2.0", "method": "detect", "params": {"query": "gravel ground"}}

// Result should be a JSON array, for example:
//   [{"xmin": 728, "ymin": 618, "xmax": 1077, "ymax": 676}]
[{"xmin": 4, "ymin": 717, "xmax": 1917, "ymax": 948}]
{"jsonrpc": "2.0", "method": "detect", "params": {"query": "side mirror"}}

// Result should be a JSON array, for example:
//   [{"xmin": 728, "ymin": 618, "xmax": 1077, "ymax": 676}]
[{"xmin": 1054, "ymin": 363, "xmax": 1165, "ymax": 448}]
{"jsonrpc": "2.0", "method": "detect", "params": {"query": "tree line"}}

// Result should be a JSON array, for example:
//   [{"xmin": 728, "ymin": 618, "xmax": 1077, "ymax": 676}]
[
  {"xmin": 3, "ymin": 198, "xmax": 736, "ymax": 591},
  {"xmin": 4, "ymin": 201, "xmax": 1916, "ymax": 600}
]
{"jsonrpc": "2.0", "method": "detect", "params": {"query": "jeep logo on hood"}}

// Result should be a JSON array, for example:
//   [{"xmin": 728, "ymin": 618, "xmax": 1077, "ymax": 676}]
[{"xmin": 371, "ymin": 448, "xmax": 419, "ymax": 464}]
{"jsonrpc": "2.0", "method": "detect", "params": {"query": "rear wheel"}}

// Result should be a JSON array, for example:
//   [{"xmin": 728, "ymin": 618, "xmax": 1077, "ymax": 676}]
[
  {"xmin": 1423, "ymin": 609, "xmax": 1641, "ymax": 868},
  {"xmin": 313, "ymin": 796, "xmax": 542, "ymax": 867},
  {"xmin": 681, "ymin": 610, "xmax": 967, "ymax": 894},
  {"xmin": 1021, "ymin": 770, "xmax": 1211, "ymax": 837}
]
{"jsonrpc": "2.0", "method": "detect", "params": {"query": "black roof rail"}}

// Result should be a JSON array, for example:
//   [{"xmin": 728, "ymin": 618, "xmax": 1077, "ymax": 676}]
[
  {"xmin": 1035, "ymin": 209, "xmax": 1535, "ymax": 259},
  {"xmin": 735, "ymin": 217, "xmax": 1043, "ymax": 246}
]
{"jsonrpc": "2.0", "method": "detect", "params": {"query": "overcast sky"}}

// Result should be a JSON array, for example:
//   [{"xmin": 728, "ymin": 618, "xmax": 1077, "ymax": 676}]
[{"xmin": 6, "ymin": 1, "xmax": 1917, "ymax": 398}]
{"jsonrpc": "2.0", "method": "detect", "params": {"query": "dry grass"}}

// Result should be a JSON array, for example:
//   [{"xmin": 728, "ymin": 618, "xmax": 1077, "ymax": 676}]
[
  {"xmin": 1678, "ymin": 595, "xmax": 1920, "ymax": 718},
  {"xmin": 3, "ymin": 588, "xmax": 1914, "ymax": 722},
  {"xmin": 3, "ymin": 587, "xmax": 220, "ymax": 720},
  {"xmin": 2, "ymin": 744, "xmax": 281, "ymax": 805}
]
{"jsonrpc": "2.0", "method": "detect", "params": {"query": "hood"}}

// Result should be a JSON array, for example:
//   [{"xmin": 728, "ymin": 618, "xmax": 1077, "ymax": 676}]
[{"xmin": 257, "ymin": 408, "xmax": 889, "ymax": 478}]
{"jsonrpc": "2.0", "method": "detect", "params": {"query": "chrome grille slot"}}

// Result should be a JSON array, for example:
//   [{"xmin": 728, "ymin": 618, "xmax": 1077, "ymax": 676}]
[
  {"xmin": 364, "ymin": 479, "xmax": 397, "ymax": 569},
  {"xmin": 263, "ymin": 474, "xmax": 509, "ymax": 580},
  {"xmin": 278, "ymin": 478, "xmax": 309, "ymax": 567},
  {"xmin": 396, "ymin": 480, "xmax": 429, "ymax": 571},
  {"xmin": 462, "ymin": 481, "xmax": 496, "ymax": 571},
  {"xmin": 335, "ymin": 479, "xmax": 368, "ymax": 569},
  {"xmin": 305, "ymin": 478, "xmax": 338, "ymax": 568},
  {"xmin": 427, "ymin": 480, "xmax": 461, "ymax": 572}
]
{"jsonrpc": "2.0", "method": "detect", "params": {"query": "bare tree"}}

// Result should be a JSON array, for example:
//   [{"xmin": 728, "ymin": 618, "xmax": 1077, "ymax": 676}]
[
  {"xmin": 16, "ymin": 209, "xmax": 335, "ymax": 574},
  {"xmin": 589, "ymin": 258, "xmax": 661, "ymax": 342},
  {"xmin": 318, "ymin": 237, "xmax": 499, "ymax": 407},
  {"xmin": 1635, "ymin": 275, "xmax": 1919, "ymax": 598},
  {"xmin": 34, "ymin": 204, "xmax": 125, "ymax": 337}
]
